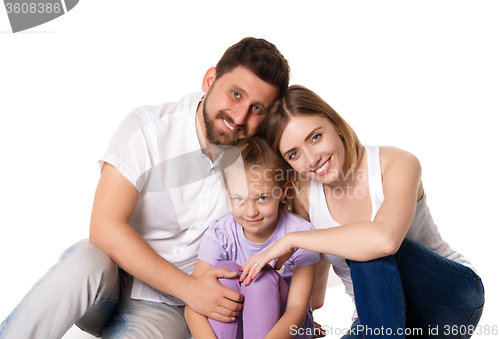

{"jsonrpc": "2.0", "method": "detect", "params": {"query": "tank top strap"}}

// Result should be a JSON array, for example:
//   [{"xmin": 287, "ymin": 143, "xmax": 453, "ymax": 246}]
[
  {"xmin": 308, "ymin": 179, "xmax": 340, "ymax": 228},
  {"xmin": 363, "ymin": 145, "xmax": 385, "ymax": 220}
]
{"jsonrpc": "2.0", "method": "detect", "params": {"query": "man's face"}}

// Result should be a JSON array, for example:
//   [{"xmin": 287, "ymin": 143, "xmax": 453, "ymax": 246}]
[{"xmin": 202, "ymin": 66, "xmax": 279, "ymax": 146}]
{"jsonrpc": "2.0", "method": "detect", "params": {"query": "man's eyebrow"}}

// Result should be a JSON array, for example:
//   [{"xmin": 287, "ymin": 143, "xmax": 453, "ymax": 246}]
[{"xmin": 232, "ymin": 84, "xmax": 269, "ymax": 111}]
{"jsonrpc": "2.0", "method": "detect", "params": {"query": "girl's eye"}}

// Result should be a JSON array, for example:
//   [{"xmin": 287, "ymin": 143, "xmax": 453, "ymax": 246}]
[
  {"xmin": 288, "ymin": 151, "xmax": 298, "ymax": 160},
  {"xmin": 233, "ymin": 197, "xmax": 244, "ymax": 203},
  {"xmin": 312, "ymin": 133, "xmax": 322, "ymax": 142},
  {"xmin": 258, "ymin": 196, "xmax": 269, "ymax": 202}
]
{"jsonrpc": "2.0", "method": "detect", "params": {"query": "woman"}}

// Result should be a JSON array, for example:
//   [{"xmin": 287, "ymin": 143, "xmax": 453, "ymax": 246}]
[{"xmin": 239, "ymin": 85, "xmax": 485, "ymax": 338}]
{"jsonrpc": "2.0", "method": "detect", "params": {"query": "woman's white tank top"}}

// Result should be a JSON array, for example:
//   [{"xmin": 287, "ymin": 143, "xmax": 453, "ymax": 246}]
[{"xmin": 308, "ymin": 145, "xmax": 475, "ymax": 321}]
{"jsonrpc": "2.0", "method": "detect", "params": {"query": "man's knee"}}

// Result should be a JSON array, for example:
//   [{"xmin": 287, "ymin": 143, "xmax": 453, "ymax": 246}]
[{"xmin": 56, "ymin": 239, "xmax": 117, "ymax": 281}]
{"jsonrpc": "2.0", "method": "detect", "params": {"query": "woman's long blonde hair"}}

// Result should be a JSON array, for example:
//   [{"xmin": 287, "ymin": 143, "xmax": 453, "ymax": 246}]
[{"xmin": 258, "ymin": 85, "xmax": 363, "ymax": 206}]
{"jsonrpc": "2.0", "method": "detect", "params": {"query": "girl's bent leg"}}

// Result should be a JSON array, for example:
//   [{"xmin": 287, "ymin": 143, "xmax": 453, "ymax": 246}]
[
  {"xmin": 208, "ymin": 261, "xmax": 289, "ymax": 339},
  {"xmin": 0, "ymin": 239, "xmax": 121, "ymax": 339},
  {"xmin": 396, "ymin": 238, "xmax": 485, "ymax": 338}
]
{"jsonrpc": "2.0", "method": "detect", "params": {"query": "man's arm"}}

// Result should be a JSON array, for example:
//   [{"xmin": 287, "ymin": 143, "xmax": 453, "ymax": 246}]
[
  {"xmin": 89, "ymin": 163, "xmax": 243, "ymax": 322},
  {"xmin": 185, "ymin": 260, "xmax": 220, "ymax": 339}
]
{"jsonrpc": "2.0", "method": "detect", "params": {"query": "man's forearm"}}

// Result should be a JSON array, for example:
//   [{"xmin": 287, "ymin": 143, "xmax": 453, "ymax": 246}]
[{"xmin": 89, "ymin": 220, "xmax": 193, "ymax": 302}]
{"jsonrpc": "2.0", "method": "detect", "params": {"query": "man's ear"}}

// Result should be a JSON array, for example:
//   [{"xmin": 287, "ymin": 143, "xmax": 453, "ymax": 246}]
[{"xmin": 201, "ymin": 67, "xmax": 217, "ymax": 93}]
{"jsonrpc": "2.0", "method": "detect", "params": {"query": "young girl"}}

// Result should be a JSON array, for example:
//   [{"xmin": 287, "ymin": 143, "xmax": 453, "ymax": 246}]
[
  {"xmin": 240, "ymin": 85, "xmax": 485, "ymax": 338},
  {"xmin": 185, "ymin": 136, "xmax": 320, "ymax": 339}
]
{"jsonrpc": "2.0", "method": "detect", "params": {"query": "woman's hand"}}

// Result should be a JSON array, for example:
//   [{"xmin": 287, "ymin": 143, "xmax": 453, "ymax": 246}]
[{"xmin": 239, "ymin": 234, "xmax": 295, "ymax": 285}]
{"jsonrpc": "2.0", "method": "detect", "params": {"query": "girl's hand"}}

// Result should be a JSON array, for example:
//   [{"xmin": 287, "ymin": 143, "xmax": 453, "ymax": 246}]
[{"xmin": 239, "ymin": 234, "xmax": 295, "ymax": 285}]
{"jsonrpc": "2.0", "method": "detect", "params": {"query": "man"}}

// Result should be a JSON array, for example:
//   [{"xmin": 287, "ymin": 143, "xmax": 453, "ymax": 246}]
[{"xmin": 0, "ymin": 37, "xmax": 289, "ymax": 339}]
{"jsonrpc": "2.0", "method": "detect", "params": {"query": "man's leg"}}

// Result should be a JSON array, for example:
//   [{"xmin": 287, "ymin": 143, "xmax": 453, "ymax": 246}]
[
  {"xmin": 100, "ymin": 274, "xmax": 191, "ymax": 339},
  {"xmin": 0, "ymin": 240, "xmax": 121, "ymax": 339}
]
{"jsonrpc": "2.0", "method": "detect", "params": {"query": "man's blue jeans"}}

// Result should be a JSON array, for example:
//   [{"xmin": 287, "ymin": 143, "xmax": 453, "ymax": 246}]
[{"xmin": 341, "ymin": 238, "xmax": 484, "ymax": 339}]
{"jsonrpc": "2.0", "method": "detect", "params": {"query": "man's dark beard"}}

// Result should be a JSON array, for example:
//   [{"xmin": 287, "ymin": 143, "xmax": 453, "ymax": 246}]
[{"xmin": 203, "ymin": 100, "xmax": 243, "ymax": 147}]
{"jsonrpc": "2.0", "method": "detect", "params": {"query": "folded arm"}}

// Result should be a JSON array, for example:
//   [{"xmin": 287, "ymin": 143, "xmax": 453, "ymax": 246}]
[{"xmin": 90, "ymin": 163, "xmax": 242, "ymax": 322}]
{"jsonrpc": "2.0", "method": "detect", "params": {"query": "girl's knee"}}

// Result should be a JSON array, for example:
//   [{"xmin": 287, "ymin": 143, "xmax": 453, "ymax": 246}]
[{"xmin": 212, "ymin": 260, "xmax": 240, "ymax": 272}]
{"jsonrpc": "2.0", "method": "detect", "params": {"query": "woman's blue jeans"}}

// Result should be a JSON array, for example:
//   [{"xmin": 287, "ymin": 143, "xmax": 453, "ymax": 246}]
[{"xmin": 341, "ymin": 238, "xmax": 484, "ymax": 339}]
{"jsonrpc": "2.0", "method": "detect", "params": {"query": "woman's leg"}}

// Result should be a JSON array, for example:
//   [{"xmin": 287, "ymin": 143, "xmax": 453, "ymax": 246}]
[
  {"xmin": 347, "ymin": 256, "xmax": 406, "ymax": 339},
  {"xmin": 207, "ymin": 261, "xmax": 289, "ymax": 339},
  {"xmin": 396, "ymin": 238, "xmax": 484, "ymax": 338},
  {"xmin": 347, "ymin": 238, "xmax": 485, "ymax": 339},
  {"xmin": 0, "ymin": 240, "xmax": 121, "ymax": 339}
]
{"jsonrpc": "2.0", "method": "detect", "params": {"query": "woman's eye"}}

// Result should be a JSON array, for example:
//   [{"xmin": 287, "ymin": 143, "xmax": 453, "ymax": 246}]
[
  {"xmin": 289, "ymin": 151, "xmax": 298, "ymax": 160},
  {"xmin": 312, "ymin": 133, "xmax": 322, "ymax": 142}
]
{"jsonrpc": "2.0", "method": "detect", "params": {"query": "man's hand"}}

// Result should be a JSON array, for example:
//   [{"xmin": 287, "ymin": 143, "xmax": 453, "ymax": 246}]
[{"xmin": 184, "ymin": 267, "xmax": 244, "ymax": 323}]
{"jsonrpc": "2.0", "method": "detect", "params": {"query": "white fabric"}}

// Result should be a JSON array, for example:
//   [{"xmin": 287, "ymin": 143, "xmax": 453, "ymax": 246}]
[
  {"xmin": 308, "ymin": 145, "xmax": 475, "ymax": 320},
  {"xmin": 98, "ymin": 92, "xmax": 231, "ymax": 305}
]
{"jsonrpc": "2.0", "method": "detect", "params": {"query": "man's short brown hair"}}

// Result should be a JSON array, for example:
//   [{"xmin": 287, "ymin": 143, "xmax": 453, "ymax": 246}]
[{"xmin": 216, "ymin": 37, "xmax": 290, "ymax": 99}]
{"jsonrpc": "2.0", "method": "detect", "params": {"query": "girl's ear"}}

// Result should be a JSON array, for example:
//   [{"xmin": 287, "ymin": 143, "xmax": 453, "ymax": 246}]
[{"xmin": 201, "ymin": 67, "xmax": 217, "ymax": 93}]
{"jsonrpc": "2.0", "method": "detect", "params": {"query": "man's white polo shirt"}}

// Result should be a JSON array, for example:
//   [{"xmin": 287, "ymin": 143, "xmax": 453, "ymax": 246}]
[{"xmin": 99, "ymin": 92, "xmax": 231, "ymax": 305}]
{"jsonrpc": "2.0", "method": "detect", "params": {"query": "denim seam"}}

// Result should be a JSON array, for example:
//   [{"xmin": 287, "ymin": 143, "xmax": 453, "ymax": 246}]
[{"xmin": 401, "ymin": 242, "xmax": 478, "ymax": 280}]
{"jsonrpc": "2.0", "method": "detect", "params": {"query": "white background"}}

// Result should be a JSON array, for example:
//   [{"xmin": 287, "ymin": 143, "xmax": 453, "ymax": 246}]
[{"xmin": 1, "ymin": 1, "xmax": 499, "ymax": 338}]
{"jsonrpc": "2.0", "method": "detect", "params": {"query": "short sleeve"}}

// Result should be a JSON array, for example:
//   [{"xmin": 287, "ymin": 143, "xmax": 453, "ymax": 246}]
[
  {"xmin": 291, "ymin": 248, "xmax": 320, "ymax": 268},
  {"xmin": 197, "ymin": 222, "xmax": 229, "ymax": 266},
  {"xmin": 287, "ymin": 214, "xmax": 320, "ymax": 268},
  {"xmin": 98, "ymin": 111, "xmax": 153, "ymax": 191}
]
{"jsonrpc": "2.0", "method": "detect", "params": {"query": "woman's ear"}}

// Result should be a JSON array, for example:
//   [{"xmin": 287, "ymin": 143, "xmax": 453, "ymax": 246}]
[
  {"xmin": 201, "ymin": 67, "xmax": 217, "ymax": 93},
  {"xmin": 281, "ymin": 181, "xmax": 291, "ymax": 202}
]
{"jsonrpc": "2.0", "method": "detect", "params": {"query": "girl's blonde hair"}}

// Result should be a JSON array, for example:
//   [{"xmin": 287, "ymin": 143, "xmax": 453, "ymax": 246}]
[{"xmin": 258, "ymin": 85, "xmax": 363, "ymax": 205}]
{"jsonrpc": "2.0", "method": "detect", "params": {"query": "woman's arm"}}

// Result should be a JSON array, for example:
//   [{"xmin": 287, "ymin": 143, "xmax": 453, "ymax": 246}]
[
  {"xmin": 241, "ymin": 148, "xmax": 422, "ymax": 281},
  {"xmin": 184, "ymin": 260, "xmax": 218, "ymax": 339},
  {"xmin": 264, "ymin": 264, "xmax": 316, "ymax": 339}
]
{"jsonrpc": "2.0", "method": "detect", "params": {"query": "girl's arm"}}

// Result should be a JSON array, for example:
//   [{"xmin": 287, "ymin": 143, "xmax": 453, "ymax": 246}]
[
  {"xmin": 264, "ymin": 264, "xmax": 316, "ymax": 339},
  {"xmin": 310, "ymin": 257, "xmax": 331, "ymax": 310},
  {"xmin": 184, "ymin": 260, "xmax": 219, "ymax": 339},
  {"xmin": 241, "ymin": 148, "xmax": 422, "ymax": 281}
]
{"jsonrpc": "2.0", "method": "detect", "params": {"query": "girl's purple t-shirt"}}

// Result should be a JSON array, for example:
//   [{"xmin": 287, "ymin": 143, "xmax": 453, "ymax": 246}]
[{"xmin": 197, "ymin": 208, "xmax": 320, "ymax": 280}]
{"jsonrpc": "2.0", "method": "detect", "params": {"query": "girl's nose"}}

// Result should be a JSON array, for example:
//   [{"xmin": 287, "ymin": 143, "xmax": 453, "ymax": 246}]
[{"xmin": 245, "ymin": 202, "xmax": 259, "ymax": 218}]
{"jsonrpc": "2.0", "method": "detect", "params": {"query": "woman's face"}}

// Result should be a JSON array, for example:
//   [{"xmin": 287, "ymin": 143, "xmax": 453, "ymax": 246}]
[{"xmin": 278, "ymin": 114, "xmax": 346, "ymax": 184}]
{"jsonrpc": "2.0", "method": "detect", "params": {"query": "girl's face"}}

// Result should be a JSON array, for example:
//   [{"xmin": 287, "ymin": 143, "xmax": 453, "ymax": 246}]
[
  {"xmin": 226, "ymin": 167, "xmax": 286, "ymax": 243},
  {"xmin": 279, "ymin": 114, "xmax": 346, "ymax": 184}
]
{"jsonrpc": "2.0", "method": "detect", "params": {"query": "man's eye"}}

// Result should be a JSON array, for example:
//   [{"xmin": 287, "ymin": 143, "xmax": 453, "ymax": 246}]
[
  {"xmin": 252, "ymin": 105, "xmax": 262, "ymax": 113},
  {"xmin": 232, "ymin": 91, "xmax": 241, "ymax": 98}
]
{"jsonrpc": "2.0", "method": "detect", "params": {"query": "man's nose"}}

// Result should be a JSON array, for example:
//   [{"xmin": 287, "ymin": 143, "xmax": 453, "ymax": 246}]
[{"xmin": 231, "ymin": 104, "xmax": 250, "ymax": 125}]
